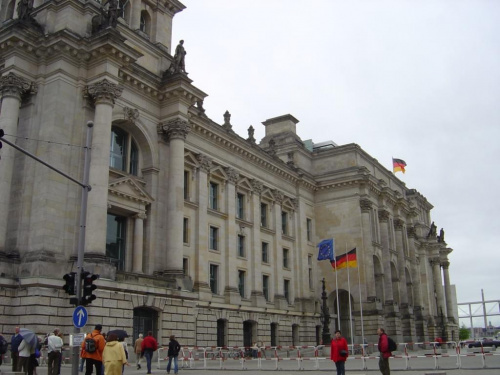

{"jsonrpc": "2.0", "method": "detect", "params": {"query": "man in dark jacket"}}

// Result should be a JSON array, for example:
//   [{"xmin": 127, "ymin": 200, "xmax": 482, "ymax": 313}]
[
  {"xmin": 10, "ymin": 327, "xmax": 23, "ymax": 372},
  {"xmin": 377, "ymin": 327, "xmax": 391, "ymax": 375},
  {"xmin": 140, "ymin": 331, "xmax": 158, "ymax": 374},
  {"xmin": 166, "ymin": 335, "xmax": 181, "ymax": 374}
]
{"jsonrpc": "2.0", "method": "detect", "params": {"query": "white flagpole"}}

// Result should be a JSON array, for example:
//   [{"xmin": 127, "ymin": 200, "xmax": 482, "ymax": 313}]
[
  {"xmin": 334, "ymin": 257, "xmax": 340, "ymax": 330},
  {"xmin": 347, "ymin": 244, "xmax": 354, "ymax": 350},
  {"xmin": 357, "ymin": 248, "xmax": 365, "ymax": 346}
]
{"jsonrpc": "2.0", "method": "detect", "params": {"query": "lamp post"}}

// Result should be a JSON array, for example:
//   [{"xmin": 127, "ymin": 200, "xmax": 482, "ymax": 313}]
[{"xmin": 320, "ymin": 278, "xmax": 331, "ymax": 344}]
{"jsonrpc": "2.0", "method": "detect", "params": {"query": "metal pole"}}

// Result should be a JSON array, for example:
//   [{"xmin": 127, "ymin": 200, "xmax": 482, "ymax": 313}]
[
  {"xmin": 321, "ymin": 278, "xmax": 331, "ymax": 344},
  {"xmin": 71, "ymin": 121, "xmax": 93, "ymax": 375}
]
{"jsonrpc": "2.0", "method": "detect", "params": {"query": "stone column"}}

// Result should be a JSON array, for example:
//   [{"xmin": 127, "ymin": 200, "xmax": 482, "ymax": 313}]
[
  {"xmin": 0, "ymin": 73, "xmax": 36, "ymax": 252},
  {"xmin": 442, "ymin": 260, "xmax": 454, "ymax": 322},
  {"xmin": 378, "ymin": 210, "xmax": 394, "ymax": 302},
  {"xmin": 84, "ymin": 79, "xmax": 123, "ymax": 259},
  {"xmin": 359, "ymin": 199, "xmax": 376, "ymax": 299},
  {"xmin": 273, "ymin": 189, "xmax": 286, "ymax": 309},
  {"xmin": 393, "ymin": 219, "xmax": 408, "ymax": 306},
  {"xmin": 431, "ymin": 257, "xmax": 446, "ymax": 316},
  {"xmin": 132, "ymin": 212, "xmax": 146, "ymax": 273},
  {"xmin": 250, "ymin": 179, "xmax": 265, "ymax": 307},
  {"xmin": 224, "ymin": 167, "xmax": 241, "ymax": 304},
  {"xmin": 160, "ymin": 119, "xmax": 190, "ymax": 276},
  {"xmin": 194, "ymin": 154, "xmax": 212, "ymax": 300}
]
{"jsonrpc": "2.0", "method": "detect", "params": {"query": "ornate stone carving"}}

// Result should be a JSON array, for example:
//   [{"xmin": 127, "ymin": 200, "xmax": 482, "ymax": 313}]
[
  {"xmin": 134, "ymin": 212, "xmax": 147, "ymax": 220},
  {"xmin": 0, "ymin": 73, "xmax": 37, "ymax": 101},
  {"xmin": 268, "ymin": 139, "xmax": 276, "ymax": 156},
  {"xmin": 429, "ymin": 257, "xmax": 440, "ymax": 266},
  {"xmin": 222, "ymin": 110, "xmax": 232, "ymax": 132},
  {"xmin": 360, "ymin": 198, "xmax": 372, "ymax": 212},
  {"xmin": 407, "ymin": 226, "xmax": 416, "ymax": 238},
  {"xmin": 196, "ymin": 154, "xmax": 212, "ymax": 173},
  {"xmin": 441, "ymin": 260, "xmax": 450, "ymax": 269},
  {"xmin": 224, "ymin": 167, "xmax": 239, "ymax": 184},
  {"xmin": 160, "ymin": 118, "xmax": 191, "ymax": 141},
  {"xmin": 378, "ymin": 210, "xmax": 390, "ymax": 222},
  {"xmin": 123, "ymin": 107, "xmax": 140, "ymax": 123},
  {"xmin": 247, "ymin": 125, "xmax": 256, "ymax": 143},
  {"xmin": 394, "ymin": 219, "xmax": 404, "ymax": 230},
  {"xmin": 196, "ymin": 99, "xmax": 205, "ymax": 115},
  {"xmin": 290, "ymin": 198, "xmax": 298, "ymax": 209},
  {"xmin": 85, "ymin": 79, "xmax": 123, "ymax": 106},
  {"xmin": 273, "ymin": 189, "xmax": 284, "ymax": 204},
  {"xmin": 250, "ymin": 179, "xmax": 264, "ymax": 195}
]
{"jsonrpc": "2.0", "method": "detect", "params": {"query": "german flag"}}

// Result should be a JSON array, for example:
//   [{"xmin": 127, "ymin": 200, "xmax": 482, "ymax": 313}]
[
  {"xmin": 331, "ymin": 248, "xmax": 357, "ymax": 271},
  {"xmin": 393, "ymin": 158, "xmax": 407, "ymax": 174}
]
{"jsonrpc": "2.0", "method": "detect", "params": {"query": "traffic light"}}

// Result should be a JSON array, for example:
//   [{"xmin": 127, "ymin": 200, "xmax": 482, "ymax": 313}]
[
  {"xmin": 62, "ymin": 272, "xmax": 76, "ymax": 295},
  {"xmin": 81, "ymin": 271, "xmax": 99, "ymax": 306}
]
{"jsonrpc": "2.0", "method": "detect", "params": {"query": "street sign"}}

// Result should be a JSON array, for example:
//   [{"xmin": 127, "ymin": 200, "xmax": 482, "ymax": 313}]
[
  {"xmin": 71, "ymin": 333, "xmax": 86, "ymax": 347},
  {"xmin": 72, "ymin": 306, "xmax": 88, "ymax": 328}
]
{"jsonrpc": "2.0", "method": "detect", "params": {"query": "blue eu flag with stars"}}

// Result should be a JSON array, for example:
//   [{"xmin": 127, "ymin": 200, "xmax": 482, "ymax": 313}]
[{"xmin": 317, "ymin": 239, "xmax": 334, "ymax": 261}]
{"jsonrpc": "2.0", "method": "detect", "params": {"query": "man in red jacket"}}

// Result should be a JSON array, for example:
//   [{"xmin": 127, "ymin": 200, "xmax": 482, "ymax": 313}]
[
  {"xmin": 330, "ymin": 330, "xmax": 348, "ymax": 375},
  {"xmin": 141, "ymin": 331, "xmax": 158, "ymax": 374},
  {"xmin": 377, "ymin": 327, "xmax": 391, "ymax": 375}
]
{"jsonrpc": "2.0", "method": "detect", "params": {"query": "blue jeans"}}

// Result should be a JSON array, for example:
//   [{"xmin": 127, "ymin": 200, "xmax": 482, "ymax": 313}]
[
  {"xmin": 166, "ymin": 356, "xmax": 178, "ymax": 374},
  {"xmin": 144, "ymin": 350, "xmax": 153, "ymax": 373}
]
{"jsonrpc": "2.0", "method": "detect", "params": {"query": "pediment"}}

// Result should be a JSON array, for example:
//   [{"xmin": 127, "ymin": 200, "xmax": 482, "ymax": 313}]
[
  {"xmin": 282, "ymin": 197, "xmax": 295, "ymax": 210},
  {"xmin": 108, "ymin": 177, "xmax": 154, "ymax": 205},
  {"xmin": 261, "ymin": 188, "xmax": 274, "ymax": 201},
  {"xmin": 210, "ymin": 165, "xmax": 227, "ymax": 180},
  {"xmin": 237, "ymin": 177, "xmax": 253, "ymax": 191},
  {"xmin": 184, "ymin": 150, "xmax": 199, "ymax": 168}
]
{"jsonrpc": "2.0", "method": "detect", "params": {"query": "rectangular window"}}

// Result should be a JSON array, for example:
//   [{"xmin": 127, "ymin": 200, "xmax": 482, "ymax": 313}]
[
  {"xmin": 209, "ymin": 226, "xmax": 219, "ymax": 250},
  {"xmin": 236, "ymin": 193, "xmax": 245, "ymax": 219},
  {"xmin": 238, "ymin": 270, "xmax": 245, "ymax": 298},
  {"xmin": 184, "ymin": 170, "xmax": 190, "ymax": 200},
  {"xmin": 284, "ymin": 279, "xmax": 290, "ymax": 304},
  {"xmin": 263, "ymin": 275, "xmax": 269, "ymax": 301},
  {"xmin": 306, "ymin": 218, "xmax": 312, "ymax": 241},
  {"xmin": 283, "ymin": 248, "xmax": 289, "ymax": 269},
  {"xmin": 183, "ymin": 217, "xmax": 189, "ymax": 243},
  {"xmin": 209, "ymin": 182, "xmax": 218, "ymax": 210},
  {"xmin": 238, "ymin": 235, "xmax": 245, "ymax": 257},
  {"xmin": 308, "ymin": 255, "xmax": 313, "ymax": 289},
  {"xmin": 210, "ymin": 264, "xmax": 219, "ymax": 294},
  {"xmin": 106, "ymin": 214, "xmax": 126, "ymax": 271},
  {"xmin": 260, "ymin": 203, "xmax": 268, "ymax": 227},
  {"xmin": 262, "ymin": 242, "xmax": 269, "ymax": 263},
  {"xmin": 183, "ymin": 257, "xmax": 189, "ymax": 276},
  {"xmin": 281, "ymin": 211, "xmax": 288, "ymax": 234}
]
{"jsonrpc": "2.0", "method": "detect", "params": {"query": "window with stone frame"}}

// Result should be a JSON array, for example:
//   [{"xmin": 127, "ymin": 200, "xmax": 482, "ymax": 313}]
[
  {"xmin": 281, "ymin": 211, "xmax": 289, "ymax": 235},
  {"xmin": 262, "ymin": 242, "xmax": 269, "ymax": 263},
  {"xmin": 306, "ymin": 218, "xmax": 313, "ymax": 242},
  {"xmin": 209, "ymin": 182, "xmax": 219, "ymax": 210},
  {"xmin": 209, "ymin": 226, "xmax": 219, "ymax": 250},
  {"xmin": 183, "ymin": 217, "xmax": 189, "ymax": 244},
  {"xmin": 238, "ymin": 270, "xmax": 246, "ymax": 298},
  {"xmin": 284, "ymin": 279, "xmax": 291, "ymax": 304},
  {"xmin": 110, "ymin": 126, "xmax": 139, "ymax": 176},
  {"xmin": 262, "ymin": 274, "xmax": 270, "ymax": 301},
  {"xmin": 184, "ymin": 170, "xmax": 190, "ymax": 200},
  {"xmin": 237, "ymin": 234, "xmax": 245, "ymax": 257},
  {"xmin": 260, "ymin": 202, "xmax": 268, "ymax": 227},
  {"xmin": 209, "ymin": 264, "xmax": 219, "ymax": 294},
  {"xmin": 106, "ymin": 213, "xmax": 126, "ymax": 271},
  {"xmin": 283, "ymin": 248, "xmax": 290, "ymax": 269},
  {"xmin": 236, "ymin": 193, "xmax": 245, "ymax": 219},
  {"xmin": 139, "ymin": 10, "xmax": 151, "ymax": 36}
]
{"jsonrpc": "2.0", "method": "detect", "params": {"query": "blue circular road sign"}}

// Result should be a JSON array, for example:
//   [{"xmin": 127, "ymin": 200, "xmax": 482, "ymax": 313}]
[{"xmin": 73, "ymin": 306, "xmax": 88, "ymax": 328}]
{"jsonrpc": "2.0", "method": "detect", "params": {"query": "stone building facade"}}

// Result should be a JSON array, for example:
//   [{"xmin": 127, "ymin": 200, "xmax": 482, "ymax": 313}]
[{"xmin": 0, "ymin": 0, "xmax": 457, "ymax": 346}]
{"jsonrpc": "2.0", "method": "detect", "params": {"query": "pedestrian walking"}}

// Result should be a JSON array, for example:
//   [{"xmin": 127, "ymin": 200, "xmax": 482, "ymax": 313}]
[
  {"xmin": 102, "ymin": 333, "xmax": 129, "ymax": 375},
  {"xmin": 140, "ymin": 331, "xmax": 157, "ymax": 374},
  {"xmin": 330, "ymin": 330, "xmax": 348, "ymax": 375},
  {"xmin": 11, "ymin": 326, "xmax": 23, "ymax": 372},
  {"xmin": 134, "ymin": 334, "xmax": 143, "ymax": 370},
  {"xmin": 377, "ymin": 327, "xmax": 391, "ymax": 375},
  {"xmin": 47, "ymin": 329, "xmax": 63, "ymax": 375},
  {"xmin": 166, "ymin": 335, "xmax": 180, "ymax": 375},
  {"xmin": 80, "ymin": 325, "xmax": 106, "ymax": 375}
]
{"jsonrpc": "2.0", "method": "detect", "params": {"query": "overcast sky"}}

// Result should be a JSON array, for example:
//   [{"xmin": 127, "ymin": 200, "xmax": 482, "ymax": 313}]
[{"xmin": 172, "ymin": 0, "xmax": 500, "ymax": 327}]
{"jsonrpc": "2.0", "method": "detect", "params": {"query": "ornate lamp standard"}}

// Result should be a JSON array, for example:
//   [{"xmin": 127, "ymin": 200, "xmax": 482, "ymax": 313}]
[{"xmin": 320, "ymin": 278, "xmax": 331, "ymax": 344}]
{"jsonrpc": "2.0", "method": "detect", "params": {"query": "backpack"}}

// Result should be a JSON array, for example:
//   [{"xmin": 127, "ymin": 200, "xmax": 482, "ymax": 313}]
[
  {"xmin": 85, "ymin": 335, "xmax": 98, "ymax": 353},
  {"xmin": 0, "ymin": 336, "xmax": 8, "ymax": 355},
  {"xmin": 387, "ymin": 336, "xmax": 397, "ymax": 352}
]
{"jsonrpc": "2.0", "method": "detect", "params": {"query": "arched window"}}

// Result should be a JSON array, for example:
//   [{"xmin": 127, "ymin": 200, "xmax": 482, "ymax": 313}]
[
  {"xmin": 139, "ymin": 10, "xmax": 150, "ymax": 36},
  {"xmin": 110, "ymin": 126, "xmax": 139, "ymax": 175},
  {"xmin": 119, "ymin": 0, "xmax": 131, "ymax": 24},
  {"xmin": 5, "ymin": 0, "xmax": 15, "ymax": 20}
]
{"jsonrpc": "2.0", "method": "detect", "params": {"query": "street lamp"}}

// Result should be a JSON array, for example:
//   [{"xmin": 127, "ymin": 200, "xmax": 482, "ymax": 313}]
[{"xmin": 320, "ymin": 278, "xmax": 331, "ymax": 344}]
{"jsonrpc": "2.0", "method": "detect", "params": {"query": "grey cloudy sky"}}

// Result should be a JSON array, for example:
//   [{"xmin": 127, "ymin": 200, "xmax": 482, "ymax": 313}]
[{"xmin": 172, "ymin": 1, "xmax": 500, "ymax": 326}]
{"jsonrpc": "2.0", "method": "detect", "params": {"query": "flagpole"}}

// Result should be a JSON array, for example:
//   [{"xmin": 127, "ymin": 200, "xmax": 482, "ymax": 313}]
[
  {"xmin": 357, "ymin": 247, "xmax": 365, "ymax": 346},
  {"xmin": 335, "ymin": 257, "xmax": 340, "ymax": 330},
  {"xmin": 346, "ymin": 244, "xmax": 354, "ymax": 350}
]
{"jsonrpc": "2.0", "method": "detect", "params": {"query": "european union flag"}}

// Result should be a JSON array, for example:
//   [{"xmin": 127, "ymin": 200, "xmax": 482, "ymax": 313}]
[{"xmin": 317, "ymin": 239, "xmax": 334, "ymax": 261}]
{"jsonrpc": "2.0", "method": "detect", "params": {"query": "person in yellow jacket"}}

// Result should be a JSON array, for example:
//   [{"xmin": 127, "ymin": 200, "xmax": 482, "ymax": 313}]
[
  {"xmin": 80, "ymin": 325, "xmax": 106, "ymax": 375},
  {"xmin": 102, "ymin": 334, "xmax": 129, "ymax": 375}
]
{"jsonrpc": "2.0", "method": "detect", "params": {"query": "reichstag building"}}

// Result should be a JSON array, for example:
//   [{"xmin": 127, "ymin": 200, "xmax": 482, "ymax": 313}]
[{"xmin": 0, "ymin": 0, "xmax": 458, "ymax": 346}]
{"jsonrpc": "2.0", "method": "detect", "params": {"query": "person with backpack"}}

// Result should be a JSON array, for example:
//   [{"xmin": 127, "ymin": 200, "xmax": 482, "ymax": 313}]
[
  {"xmin": 80, "ymin": 325, "xmax": 106, "ymax": 375},
  {"xmin": 330, "ymin": 330, "xmax": 348, "ymax": 375},
  {"xmin": 377, "ymin": 328, "xmax": 393, "ymax": 375},
  {"xmin": 140, "ymin": 331, "xmax": 157, "ymax": 374},
  {"xmin": 166, "ymin": 335, "xmax": 181, "ymax": 375}
]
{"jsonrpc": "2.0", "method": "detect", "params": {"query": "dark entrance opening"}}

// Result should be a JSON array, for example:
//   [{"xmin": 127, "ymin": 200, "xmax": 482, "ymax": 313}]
[{"xmin": 133, "ymin": 307, "xmax": 158, "ymax": 341}]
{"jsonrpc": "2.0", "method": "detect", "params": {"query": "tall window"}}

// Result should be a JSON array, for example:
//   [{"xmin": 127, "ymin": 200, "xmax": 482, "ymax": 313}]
[
  {"xmin": 184, "ymin": 170, "xmax": 190, "ymax": 200},
  {"xmin": 183, "ymin": 258, "xmax": 188, "ymax": 276},
  {"xmin": 183, "ymin": 218, "xmax": 189, "ymax": 243},
  {"xmin": 119, "ymin": 0, "xmax": 130, "ymax": 22},
  {"xmin": 306, "ymin": 218, "xmax": 312, "ymax": 241},
  {"xmin": 209, "ymin": 226, "xmax": 218, "ymax": 250},
  {"xmin": 236, "ymin": 193, "xmax": 245, "ymax": 219},
  {"xmin": 139, "ymin": 10, "xmax": 150, "ymax": 35},
  {"xmin": 308, "ymin": 255, "xmax": 313, "ymax": 289},
  {"xmin": 263, "ymin": 275, "xmax": 269, "ymax": 301},
  {"xmin": 260, "ymin": 203, "xmax": 268, "ymax": 227},
  {"xmin": 238, "ymin": 270, "xmax": 246, "ymax": 298},
  {"xmin": 209, "ymin": 264, "xmax": 219, "ymax": 294},
  {"xmin": 110, "ymin": 127, "xmax": 139, "ymax": 175},
  {"xmin": 283, "ymin": 248, "xmax": 289, "ymax": 268},
  {"xmin": 237, "ymin": 235, "xmax": 245, "ymax": 257},
  {"xmin": 106, "ymin": 214, "xmax": 126, "ymax": 271},
  {"xmin": 209, "ymin": 182, "xmax": 218, "ymax": 210},
  {"xmin": 284, "ymin": 279, "xmax": 290, "ymax": 304},
  {"xmin": 262, "ymin": 242, "xmax": 269, "ymax": 263},
  {"xmin": 281, "ymin": 211, "xmax": 288, "ymax": 234}
]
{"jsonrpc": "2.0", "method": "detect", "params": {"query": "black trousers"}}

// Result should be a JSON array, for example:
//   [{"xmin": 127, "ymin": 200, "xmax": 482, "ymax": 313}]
[{"xmin": 85, "ymin": 358, "xmax": 102, "ymax": 375}]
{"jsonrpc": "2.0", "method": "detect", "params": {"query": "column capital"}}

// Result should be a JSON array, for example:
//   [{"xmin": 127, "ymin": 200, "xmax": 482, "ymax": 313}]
[
  {"xmin": 360, "ymin": 198, "xmax": 373, "ymax": 212},
  {"xmin": 251, "ymin": 179, "xmax": 264, "ymax": 195},
  {"xmin": 394, "ymin": 218, "xmax": 404, "ymax": 230},
  {"xmin": 85, "ymin": 79, "xmax": 123, "ymax": 105},
  {"xmin": 134, "ymin": 212, "xmax": 147, "ymax": 220},
  {"xmin": 430, "ymin": 257, "xmax": 441, "ymax": 266},
  {"xmin": 441, "ymin": 260, "xmax": 450, "ymax": 269},
  {"xmin": 378, "ymin": 209, "xmax": 390, "ymax": 222},
  {"xmin": 224, "ymin": 166, "xmax": 239, "ymax": 184},
  {"xmin": 196, "ymin": 153, "xmax": 212, "ymax": 173},
  {"xmin": 407, "ymin": 226, "xmax": 416, "ymax": 238},
  {"xmin": 273, "ymin": 189, "xmax": 284, "ymax": 205},
  {"xmin": 159, "ymin": 118, "xmax": 191, "ymax": 141},
  {"xmin": 0, "ymin": 72, "xmax": 37, "ymax": 101}
]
